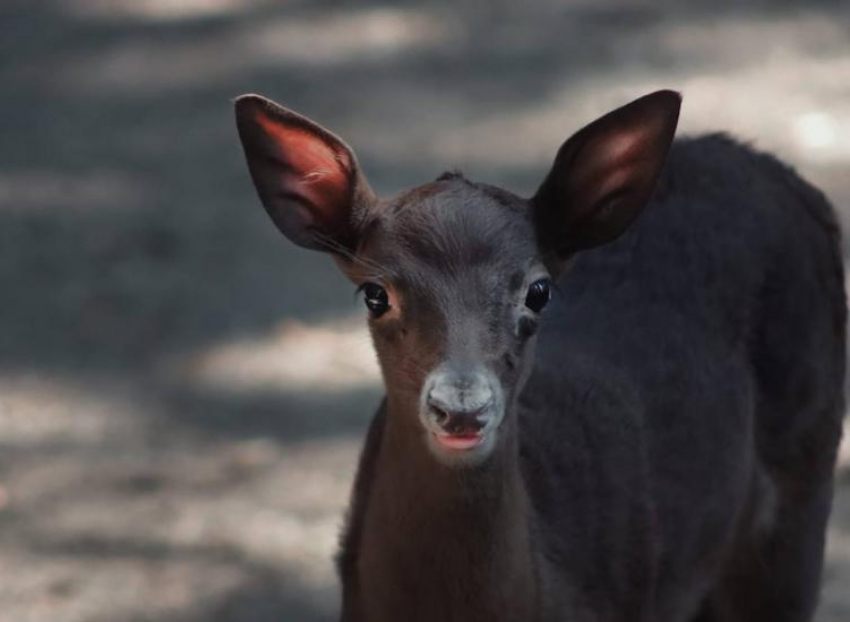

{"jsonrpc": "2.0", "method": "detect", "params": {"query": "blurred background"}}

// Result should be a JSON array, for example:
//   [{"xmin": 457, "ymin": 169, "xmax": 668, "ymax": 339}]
[{"xmin": 2, "ymin": 0, "xmax": 850, "ymax": 620}]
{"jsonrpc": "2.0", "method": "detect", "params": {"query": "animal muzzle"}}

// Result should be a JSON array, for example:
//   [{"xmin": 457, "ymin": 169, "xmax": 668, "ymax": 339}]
[{"xmin": 421, "ymin": 363, "xmax": 502, "ymax": 440}]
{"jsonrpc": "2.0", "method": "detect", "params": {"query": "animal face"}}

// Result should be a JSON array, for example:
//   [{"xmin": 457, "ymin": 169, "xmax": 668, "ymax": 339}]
[
  {"xmin": 235, "ymin": 90, "xmax": 680, "ymax": 466},
  {"xmin": 344, "ymin": 177, "xmax": 550, "ymax": 464}
]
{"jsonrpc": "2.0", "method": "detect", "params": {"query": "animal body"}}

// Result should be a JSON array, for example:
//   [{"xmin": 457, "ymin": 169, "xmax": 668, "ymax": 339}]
[{"xmin": 235, "ymin": 90, "xmax": 846, "ymax": 622}]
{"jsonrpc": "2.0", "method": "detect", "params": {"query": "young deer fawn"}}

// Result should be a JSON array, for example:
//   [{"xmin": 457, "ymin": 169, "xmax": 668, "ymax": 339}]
[{"xmin": 236, "ymin": 91, "xmax": 846, "ymax": 622}]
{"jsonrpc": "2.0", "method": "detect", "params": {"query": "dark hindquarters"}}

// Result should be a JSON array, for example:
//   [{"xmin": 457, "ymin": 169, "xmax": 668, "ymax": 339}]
[{"xmin": 696, "ymin": 144, "xmax": 846, "ymax": 622}]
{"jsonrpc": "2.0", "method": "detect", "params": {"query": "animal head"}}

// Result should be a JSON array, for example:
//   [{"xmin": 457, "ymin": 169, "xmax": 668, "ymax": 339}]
[{"xmin": 235, "ymin": 91, "xmax": 680, "ymax": 466}]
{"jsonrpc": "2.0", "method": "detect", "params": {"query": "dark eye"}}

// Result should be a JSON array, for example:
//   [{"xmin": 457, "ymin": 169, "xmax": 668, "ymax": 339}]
[
  {"xmin": 524, "ymin": 278, "xmax": 551, "ymax": 313},
  {"xmin": 361, "ymin": 282, "xmax": 390, "ymax": 317}
]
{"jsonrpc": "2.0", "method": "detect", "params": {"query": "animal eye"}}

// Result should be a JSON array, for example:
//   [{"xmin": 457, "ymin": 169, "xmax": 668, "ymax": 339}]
[
  {"xmin": 524, "ymin": 278, "xmax": 551, "ymax": 313},
  {"xmin": 361, "ymin": 282, "xmax": 390, "ymax": 317}
]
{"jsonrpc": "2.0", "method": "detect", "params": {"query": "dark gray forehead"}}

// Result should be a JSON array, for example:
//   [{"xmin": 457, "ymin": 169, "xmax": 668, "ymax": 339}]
[{"xmin": 362, "ymin": 175, "xmax": 535, "ymax": 278}]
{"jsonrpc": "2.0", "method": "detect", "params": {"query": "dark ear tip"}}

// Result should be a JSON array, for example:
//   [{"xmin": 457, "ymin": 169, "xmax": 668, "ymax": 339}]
[
  {"xmin": 645, "ymin": 89, "xmax": 682, "ymax": 115},
  {"xmin": 233, "ymin": 94, "xmax": 318, "ymax": 139},
  {"xmin": 234, "ymin": 94, "xmax": 304, "ymax": 127},
  {"xmin": 654, "ymin": 89, "xmax": 682, "ymax": 101},
  {"xmin": 234, "ymin": 93, "xmax": 276, "ymax": 120}
]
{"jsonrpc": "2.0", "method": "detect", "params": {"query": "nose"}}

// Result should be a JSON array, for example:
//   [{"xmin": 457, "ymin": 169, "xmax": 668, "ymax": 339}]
[{"xmin": 426, "ymin": 374, "xmax": 494, "ymax": 435}]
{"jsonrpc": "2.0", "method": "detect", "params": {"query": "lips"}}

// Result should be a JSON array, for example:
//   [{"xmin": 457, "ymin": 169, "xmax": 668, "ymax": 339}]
[{"xmin": 433, "ymin": 432, "xmax": 485, "ymax": 451}]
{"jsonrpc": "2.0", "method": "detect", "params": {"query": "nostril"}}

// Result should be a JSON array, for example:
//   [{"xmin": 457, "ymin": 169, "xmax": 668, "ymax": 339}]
[
  {"xmin": 428, "ymin": 407, "xmax": 487, "ymax": 432},
  {"xmin": 437, "ymin": 409, "xmax": 490, "ymax": 435},
  {"xmin": 430, "ymin": 405, "xmax": 450, "ymax": 427}
]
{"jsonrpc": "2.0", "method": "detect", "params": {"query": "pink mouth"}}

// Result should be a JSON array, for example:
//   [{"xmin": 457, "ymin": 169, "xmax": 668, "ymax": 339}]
[{"xmin": 433, "ymin": 433, "xmax": 485, "ymax": 451}]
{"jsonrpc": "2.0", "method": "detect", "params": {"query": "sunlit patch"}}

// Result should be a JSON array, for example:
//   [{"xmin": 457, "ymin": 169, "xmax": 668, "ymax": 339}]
[
  {"xmin": 421, "ymin": 14, "xmax": 850, "ymax": 173},
  {"xmin": 793, "ymin": 111, "xmax": 850, "ymax": 163},
  {"xmin": 60, "ymin": 0, "xmax": 266, "ymax": 22},
  {"xmin": 172, "ymin": 315, "xmax": 381, "ymax": 394},
  {"xmin": 795, "ymin": 112, "xmax": 838, "ymax": 151},
  {"xmin": 51, "ymin": 7, "xmax": 454, "ymax": 93},
  {"xmin": 0, "ymin": 374, "xmax": 146, "ymax": 447},
  {"xmin": 248, "ymin": 8, "xmax": 453, "ymax": 64}
]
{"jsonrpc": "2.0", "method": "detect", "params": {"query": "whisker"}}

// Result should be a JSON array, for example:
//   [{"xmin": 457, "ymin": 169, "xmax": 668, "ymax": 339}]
[{"xmin": 311, "ymin": 231, "xmax": 395, "ymax": 280}]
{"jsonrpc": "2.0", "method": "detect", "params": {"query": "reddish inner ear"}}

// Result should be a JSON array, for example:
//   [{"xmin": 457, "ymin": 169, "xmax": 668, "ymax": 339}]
[
  {"xmin": 580, "ymin": 126, "xmax": 652, "ymax": 207},
  {"xmin": 255, "ymin": 111, "xmax": 353, "ymax": 225}
]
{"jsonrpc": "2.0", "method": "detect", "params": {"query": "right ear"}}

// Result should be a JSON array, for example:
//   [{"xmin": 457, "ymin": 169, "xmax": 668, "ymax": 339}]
[{"xmin": 235, "ymin": 94, "xmax": 376, "ymax": 255}]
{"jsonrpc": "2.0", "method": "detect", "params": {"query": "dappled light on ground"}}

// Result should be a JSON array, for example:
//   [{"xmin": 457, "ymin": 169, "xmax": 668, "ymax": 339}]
[
  {"xmin": 0, "ymin": 370, "xmax": 358, "ymax": 620},
  {"xmin": 0, "ymin": 375, "xmax": 145, "ymax": 448},
  {"xmin": 63, "ymin": 0, "xmax": 275, "ymax": 23},
  {"xmin": 427, "ymin": 13, "xmax": 850, "ymax": 172},
  {"xmin": 171, "ymin": 314, "xmax": 380, "ymax": 394},
  {"xmin": 49, "ymin": 6, "xmax": 454, "ymax": 94}
]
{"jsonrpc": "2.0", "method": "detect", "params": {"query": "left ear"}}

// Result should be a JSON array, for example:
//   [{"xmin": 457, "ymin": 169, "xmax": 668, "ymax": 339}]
[{"xmin": 533, "ymin": 90, "xmax": 681, "ymax": 262}]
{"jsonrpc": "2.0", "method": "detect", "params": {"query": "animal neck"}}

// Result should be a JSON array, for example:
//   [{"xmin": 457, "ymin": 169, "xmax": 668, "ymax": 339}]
[{"xmin": 357, "ymin": 393, "xmax": 540, "ymax": 622}]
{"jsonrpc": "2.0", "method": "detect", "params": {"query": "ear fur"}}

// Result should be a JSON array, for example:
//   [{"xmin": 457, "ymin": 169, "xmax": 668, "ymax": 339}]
[
  {"xmin": 533, "ymin": 90, "xmax": 681, "ymax": 262},
  {"xmin": 235, "ymin": 94, "xmax": 375, "ymax": 255}
]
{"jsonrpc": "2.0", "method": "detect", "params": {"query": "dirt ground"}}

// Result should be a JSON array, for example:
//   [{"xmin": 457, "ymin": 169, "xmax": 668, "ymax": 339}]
[{"xmin": 2, "ymin": 1, "xmax": 850, "ymax": 620}]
